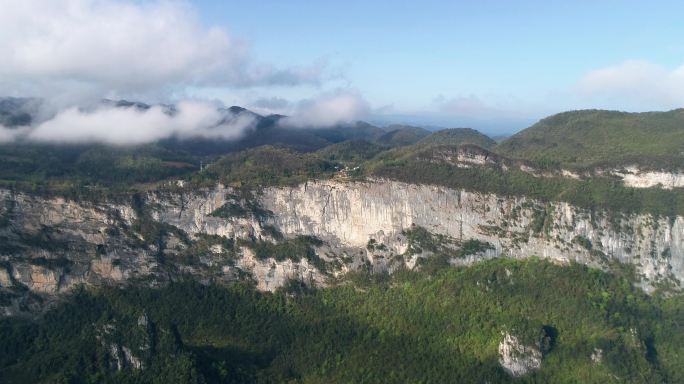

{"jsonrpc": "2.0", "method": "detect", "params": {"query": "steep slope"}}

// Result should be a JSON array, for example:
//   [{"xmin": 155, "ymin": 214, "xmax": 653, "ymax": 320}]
[
  {"xmin": 496, "ymin": 109, "xmax": 684, "ymax": 169},
  {"xmin": 4, "ymin": 174, "xmax": 681, "ymax": 311},
  {"xmin": 418, "ymin": 127, "xmax": 496, "ymax": 149}
]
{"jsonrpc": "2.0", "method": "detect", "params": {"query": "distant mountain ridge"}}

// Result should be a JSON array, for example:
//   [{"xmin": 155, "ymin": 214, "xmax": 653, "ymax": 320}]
[
  {"xmin": 7, "ymin": 97, "xmax": 684, "ymax": 193},
  {"xmin": 418, "ymin": 128, "xmax": 497, "ymax": 149},
  {"xmin": 0, "ymin": 97, "xmax": 500, "ymax": 195},
  {"xmin": 0, "ymin": 97, "xmax": 471, "ymax": 153}
]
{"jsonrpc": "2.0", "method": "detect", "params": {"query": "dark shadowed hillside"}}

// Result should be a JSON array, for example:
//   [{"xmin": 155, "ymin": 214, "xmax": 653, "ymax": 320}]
[{"xmin": 376, "ymin": 125, "xmax": 432, "ymax": 147}]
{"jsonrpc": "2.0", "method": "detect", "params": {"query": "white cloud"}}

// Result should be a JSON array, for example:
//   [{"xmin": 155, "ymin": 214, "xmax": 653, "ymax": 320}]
[
  {"xmin": 577, "ymin": 60, "xmax": 684, "ymax": 108},
  {"xmin": 0, "ymin": 125, "xmax": 27, "ymax": 143},
  {"xmin": 0, "ymin": 0, "xmax": 323, "ymax": 100},
  {"xmin": 251, "ymin": 96, "xmax": 291, "ymax": 114},
  {"xmin": 279, "ymin": 91, "xmax": 370, "ymax": 128},
  {"xmin": 25, "ymin": 101, "xmax": 256, "ymax": 145},
  {"xmin": 0, "ymin": 1, "xmax": 373, "ymax": 141}
]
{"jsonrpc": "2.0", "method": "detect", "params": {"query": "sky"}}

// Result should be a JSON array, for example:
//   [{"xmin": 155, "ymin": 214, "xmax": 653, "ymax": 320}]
[{"xmin": 1, "ymin": 0, "xmax": 684, "ymax": 138}]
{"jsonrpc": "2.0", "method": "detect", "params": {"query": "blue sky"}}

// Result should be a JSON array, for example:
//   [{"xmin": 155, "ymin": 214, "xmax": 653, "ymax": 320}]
[
  {"xmin": 2, "ymin": 0, "xmax": 684, "ymax": 135},
  {"xmin": 190, "ymin": 0, "xmax": 684, "ymax": 133}
]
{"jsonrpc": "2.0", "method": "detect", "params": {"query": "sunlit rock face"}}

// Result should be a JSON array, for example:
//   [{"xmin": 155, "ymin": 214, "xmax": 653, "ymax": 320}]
[
  {"xmin": 258, "ymin": 179, "xmax": 684, "ymax": 290},
  {"xmin": 1, "ymin": 176, "xmax": 684, "ymax": 315},
  {"xmin": 236, "ymin": 247, "xmax": 324, "ymax": 292},
  {"xmin": 498, "ymin": 332, "xmax": 542, "ymax": 377},
  {"xmin": 610, "ymin": 166, "xmax": 684, "ymax": 189}
]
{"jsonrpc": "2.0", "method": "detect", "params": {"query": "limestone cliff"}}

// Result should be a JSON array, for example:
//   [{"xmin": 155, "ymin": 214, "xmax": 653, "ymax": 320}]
[
  {"xmin": 153, "ymin": 178, "xmax": 684, "ymax": 291},
  {"xmin": 1, "ymin": 177, "xmax": 683, "ymax": 315}
]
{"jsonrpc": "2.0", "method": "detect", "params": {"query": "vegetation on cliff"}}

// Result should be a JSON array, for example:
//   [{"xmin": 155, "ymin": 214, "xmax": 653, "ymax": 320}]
[{"xmin": 370, "ymin": 149, "xmax": 684, "ymax": 217}]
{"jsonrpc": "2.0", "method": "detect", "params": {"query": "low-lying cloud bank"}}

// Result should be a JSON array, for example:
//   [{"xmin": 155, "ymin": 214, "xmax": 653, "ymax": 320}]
[
  {"xmin": 1, "ymin": 101, "xmax": 257, "ymax": 145},
  {"xmin": 277, "ymin": 91, "xmax": 370, "ymax": 128},
  {"xmin": 0, "ymin": 0, "xmax": 367, "ymax": 143},
  {"xmin": 0, "ymin": 91, "xmax": 371, "ymax": 145},
  {"xmin": 0, "ymin": 125, "xmax": 27, "ymax": 143}
]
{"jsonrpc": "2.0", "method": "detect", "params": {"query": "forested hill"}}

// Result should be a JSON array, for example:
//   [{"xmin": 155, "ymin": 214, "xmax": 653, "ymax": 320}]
[
  {"xmin": 496, "ymin": 109, "xmax": 684, "ymax": 169},
  {"xmin": 418, "ymin": 127, "xmax": 497, "ymax": 148}
]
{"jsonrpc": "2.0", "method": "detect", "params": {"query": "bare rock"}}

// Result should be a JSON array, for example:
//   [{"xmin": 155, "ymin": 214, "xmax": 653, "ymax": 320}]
[
  {"xmin": 498, "ymin": 332, "xmax": 542, "ymax": 377},
  {"xmin": 591, "ymin": 348, "xmax": 603, "ymax": 364},
  {"xmin": 0, "ymin": 267, "xmax": 11, "ymax": 287}
]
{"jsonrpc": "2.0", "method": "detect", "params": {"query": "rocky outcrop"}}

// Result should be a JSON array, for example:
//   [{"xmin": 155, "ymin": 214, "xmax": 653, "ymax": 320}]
[
  {"xmin": 0, "ymin": 266, "xmax": 11, "ymax": 287},
  {"xmin": 530, "ymin": 164, "xmax": 684, "ymax": 189},
  {"xmin": 27, "ymin": 265, "xmax": 62, "ymax": 293},
  {"xmin": 90, "ymin": 257, "xmax": 124, "ymax": 281},
  {"xmin": 151, "ymin": 187, "xmax": 268, "ymax": 241},
  {"xmin": 0, "ymin": 190, "xmax": 159, "ymax": 314},
  {"xmin": 105, "ymin": 343, "xmax": 143, "ymax": 371},
  {"xmin": 96, "ymin": 314, "xmax": 151, "ymax": 372},
  {"xmin": 256, "ymin": 179, "xmax": 684, "ymax": 290},
  {"xmin": 591, "ymin": 348, "xmax": 603, "ymax": 364},
  {"xmin": 498, "ymin": 332, "xmax": 542, "ymax": 377},
  {"xmin": 418, "ymin": 144, "xmax": 502, "ymax": 168},
  {"xmin": 108, "ymin": 178, "xmax": 684, "ymax": 292},
  {"xmin": 611, "ymin": 166, "xmax": 684, "ymax": 189},
  {"xmin": 236, "ymin": 247, "xmax": 325, "ymax": 291},
  {"xmin": 2, "ymin": 175, "xmax": 684, "ymax": 315}
]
